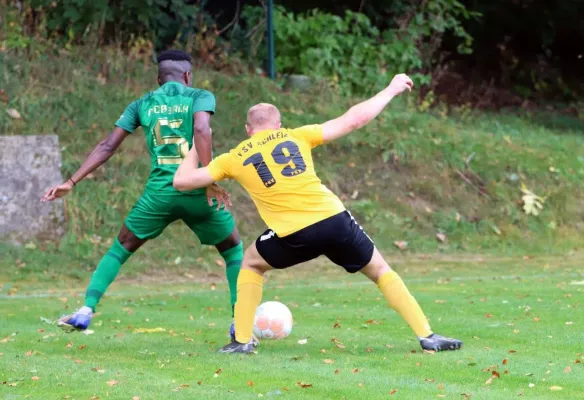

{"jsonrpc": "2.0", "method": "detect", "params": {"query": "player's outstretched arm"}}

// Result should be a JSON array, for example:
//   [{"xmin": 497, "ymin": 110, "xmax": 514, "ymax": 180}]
[
  {"xmin": 320, "ymin": 73, "xmax": 413, "ymax": 143},
  {"xmin": 41, "ymin": 127, "xmax": 130, "ymax": 202},
  {"xmin": 173, "ymin": 147, "xmax": 232, "ymax": 209}
]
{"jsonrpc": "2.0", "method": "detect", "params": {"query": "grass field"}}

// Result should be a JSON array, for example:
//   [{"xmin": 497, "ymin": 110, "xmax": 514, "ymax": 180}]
[{"xmin": 2, "ymin": 256, "xmax": 583, "ymax": 399}]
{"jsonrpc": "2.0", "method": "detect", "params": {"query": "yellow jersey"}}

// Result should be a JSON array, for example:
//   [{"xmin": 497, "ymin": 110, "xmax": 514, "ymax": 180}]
[{"xmin": 207, "ymin": 125, "xmax": 345, "ymax": 237}]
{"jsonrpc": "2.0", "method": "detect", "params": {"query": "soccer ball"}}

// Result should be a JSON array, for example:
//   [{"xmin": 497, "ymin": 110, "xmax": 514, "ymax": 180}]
[{"xmin": 253, "ymin": 301, "xmax": 293, "ymax": 339}]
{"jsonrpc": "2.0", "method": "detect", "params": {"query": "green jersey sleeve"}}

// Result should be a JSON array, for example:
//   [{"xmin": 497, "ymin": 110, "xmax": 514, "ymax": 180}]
[
  {"xmin": 192, "ymin": 90, "xmax": 216, "ymax": 114},
  {"xmin": 115, "ymin": 100, "xmax": 141, "ymax": 133}
]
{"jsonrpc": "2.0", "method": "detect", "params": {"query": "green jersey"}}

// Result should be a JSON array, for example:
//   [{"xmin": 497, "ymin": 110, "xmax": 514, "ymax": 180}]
[{"xmin": 115, "ymin": 82, "xmax": 215, "ymax": 193}]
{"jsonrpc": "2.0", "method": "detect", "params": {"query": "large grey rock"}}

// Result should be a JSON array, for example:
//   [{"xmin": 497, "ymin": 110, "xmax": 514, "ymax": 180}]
[{"xmin": 0, "ymin": 135, "xmax": 65, "ymax": 243}]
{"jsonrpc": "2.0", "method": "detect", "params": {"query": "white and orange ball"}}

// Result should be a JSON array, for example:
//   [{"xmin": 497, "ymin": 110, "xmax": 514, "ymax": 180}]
[{"xmin": 253, "ymin": 301, "xmax": 293, "ymax": 340}]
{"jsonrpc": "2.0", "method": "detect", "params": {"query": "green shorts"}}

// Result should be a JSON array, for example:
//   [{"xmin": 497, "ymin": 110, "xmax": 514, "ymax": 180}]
[{"xmin": 125, "ymin": 190, "xmax": 235, "ymax": 245}]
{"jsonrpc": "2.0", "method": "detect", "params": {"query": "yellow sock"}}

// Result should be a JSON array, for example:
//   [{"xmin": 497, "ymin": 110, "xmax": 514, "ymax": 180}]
[
  {"xmin": 234, "ymin": 269, "xmax": 263, "ymax": 343},
  {"xmin": 377, "ymin": 270, "xmax": 432, "ymax": 337}
]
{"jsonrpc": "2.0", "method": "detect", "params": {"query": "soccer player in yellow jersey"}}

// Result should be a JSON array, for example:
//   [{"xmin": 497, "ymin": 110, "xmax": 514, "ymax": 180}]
[{"xmin": 174, "ymin": 73, "xmax": 463, "ymax": 354}]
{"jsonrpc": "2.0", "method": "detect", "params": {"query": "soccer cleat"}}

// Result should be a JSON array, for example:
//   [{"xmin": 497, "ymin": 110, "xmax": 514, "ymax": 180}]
[
  {"xmin": 229, "ymin": 321, "xmax": 260, "ymax": 346},
  {"xmin": 217, "ymin": 339, "xmax": 257, "ymax": 354},
  {"xmin": 230, "ymin": 321, "xmax": 236, "ymax": 342},
  {"xmin": 57, "ymin": 306, "xmax": 93, "ymax": 332},
  {"xmin": 419, "ymin": 333, "xmax": 463, "ymax": 352}
]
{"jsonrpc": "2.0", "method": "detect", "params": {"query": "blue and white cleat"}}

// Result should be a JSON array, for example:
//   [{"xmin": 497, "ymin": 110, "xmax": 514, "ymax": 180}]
[
  {"xmin": 57, "ymin": 306, "xmax": 93, "ymax": 332},
  {"xmin": 230, "ymin": 321, "xmax": 236, "ymax": 342},
  {"xmin": 230, "ymin": 321, "xmax": 259, "ymax": 346}
]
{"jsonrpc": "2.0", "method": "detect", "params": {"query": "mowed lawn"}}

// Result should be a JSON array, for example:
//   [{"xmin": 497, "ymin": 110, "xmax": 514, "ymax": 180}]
[{"xmin": 1, "ymin": 257, "xmax": 583, "ymax": 399}]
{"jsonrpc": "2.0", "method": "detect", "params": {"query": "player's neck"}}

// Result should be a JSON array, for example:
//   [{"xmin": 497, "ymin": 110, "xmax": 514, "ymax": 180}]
[
  {"xmin": 248, "ymin": 126, "xmax": 279, "ymax": 136},
  {"xmin": 159, "ymin": 79, "xmax": 186, "ymax": 86}
]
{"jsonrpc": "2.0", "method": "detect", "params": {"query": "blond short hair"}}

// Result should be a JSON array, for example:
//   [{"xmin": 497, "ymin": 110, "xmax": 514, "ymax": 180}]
[{"xmin": 246, "ymin": 103, "xmax": 281, "ymax": 130}]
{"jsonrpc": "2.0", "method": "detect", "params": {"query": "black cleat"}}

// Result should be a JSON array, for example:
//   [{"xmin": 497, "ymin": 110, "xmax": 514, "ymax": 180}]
[
  {"xmin": 218, "ymin": 339, "xmax": 257, "ymax": 354},
  {"xmin": 419, "ymin": 333, "xmax": 463, "ymax": 352}
]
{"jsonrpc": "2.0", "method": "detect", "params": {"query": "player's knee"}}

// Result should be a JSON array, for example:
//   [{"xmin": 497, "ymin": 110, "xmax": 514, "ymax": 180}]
[
  {"xmin": 361, "ymin": 249, "xmax": 391, "ymax": 282},
  {"xmin": 242, "ymin": 245, "xmax": 270, "ymax": 276}
]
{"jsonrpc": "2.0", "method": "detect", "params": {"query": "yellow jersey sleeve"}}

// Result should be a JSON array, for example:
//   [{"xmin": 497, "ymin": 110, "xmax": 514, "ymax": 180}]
[
  {"xmin": 207, "ymin": 153, "xmax": 234, "ymax": 182},
  {"xmin": 289, "ymin": 124, "xmax": 324, "ymax": 149}
]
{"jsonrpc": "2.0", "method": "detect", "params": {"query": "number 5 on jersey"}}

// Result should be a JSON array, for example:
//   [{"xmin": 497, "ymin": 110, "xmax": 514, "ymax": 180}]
[
  {"xmin": 243, "ymin": 140, "xmax": 306, "ymax": 187},
  {"xmin": 153, "ymin": 118, "xmax": 188, "ymax": 165}
]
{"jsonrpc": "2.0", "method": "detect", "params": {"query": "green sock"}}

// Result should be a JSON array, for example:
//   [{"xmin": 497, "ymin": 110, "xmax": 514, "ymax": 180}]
[
  {"xmin": 84, "ymin": 239, "xmax": 133, "ymax": 312},
  {"xmin": 220, "ymin": 242, "xmax": 243, "ymax": 317}
]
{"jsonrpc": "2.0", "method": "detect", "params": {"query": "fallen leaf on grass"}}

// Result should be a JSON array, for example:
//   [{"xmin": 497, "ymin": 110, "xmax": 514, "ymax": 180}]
[
  {"xmin": 434, "ymin": 300, "xmax": 447, "ymax": 304},
  {"xmin": 390, "ymin": 389, "xmax": 398, "ymax": 395},
  {"xmin": 423, "ymin": 350, "xmax": 436, "ymax": 355},
  {"xmin": 132, "ymin": 397, "xmax": 140, "ymax": 400},
  {"xmin": 7, "ymin": 109, "xmax": 22, "ymax": 119},
  {"xmin": 563, "ymin": 366, "xmax": 571, "ymax": 373},
  {"xmin": 358, "ymin": 383, "xmax": 364, "ymax": 388},
  {"xmin": 352, "ymin": 368, "xmax": 360, "ymax": 373},
  {"xmin": 508, "ymin": 350, "xmax": 517, "ymax": 354},
  {"xmin": 31, "ymin": 376, "xmax": 39, "ymax": 381},
  {"xmin": 502, "ymin": 359, "xmax": 508, "ymax": 365},
  {"xmin": 133, "ymin": 327, "xmax": 166, "ymax": 334},
  {"xmin": 485, "ymin": 313, "xmax": 493, "ymax": 318},
  {"xmin": 565, "ymin": 321, "xmax": 573, "ymax": 325},
  {"xmin": 333, "ymin": 322, "xmax": 341, "ymax": 328},
  {"xmin": 25, "ymin": 350, "xmax": 33, "ymax": 356},
  {"xmin": 438, "ymin": 383, "xmax": 444, "ymax": 390},
  {"xmin": 549, "ymin": 386, "xmax": 562, "ymax": 391},
  {"xmin": 436, "ymin": 233, "xmax": 447, "ymax": 243},
  {"xmin": 189, "ymin": 315, "xmax": 194, "ymax": 321},
  {"xmin": 91, "ymin": 367, "xmax": 105, "ymax": 374},
  {"xmin": 485, "ymin": 370, "xmax": 500, "ymax": 385},
  {"xmin": 364, "ymin": 319, "xmax": 380, "ymax": 325},
  {"xmin": 424, "ymin": 378, "xmax": 435, "ymax": 383},
  {"xmin": 323, "ymin": 359, "xmax": 334, "ymax": 364},
  {"xmin": 214, "ymin": 368, "xmax": 223, "ymax": 378},
  {"xmin": 247, "ymin": 381, "xmax": 254, "ymax": 386},
  {"xmin": 106, "ymin": 380, "xmax": 119, "ymax": 387},
  {"xmin": 394, "ymin": 241, "xmax": 408, "ymax": 250},
  {"xmin": 82, "ymin": 330, "xmax": 95, "ymax": 336},
  {"xmin": 297, "ymin": 339, "xmax": 308, "ymax": 345},
  {"xmin": 334, "ymin": 369, "xmax": 340, "ymax": 375},
  {"xmin": 296, "ymin": 382, "xmax": 312, "ymax": 388}
]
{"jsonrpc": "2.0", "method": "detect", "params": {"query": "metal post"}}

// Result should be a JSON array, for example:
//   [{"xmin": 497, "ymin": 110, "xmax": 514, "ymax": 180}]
[{"xmin": 267, "ymin": 0, "xmax": 275, "ymax": 79}]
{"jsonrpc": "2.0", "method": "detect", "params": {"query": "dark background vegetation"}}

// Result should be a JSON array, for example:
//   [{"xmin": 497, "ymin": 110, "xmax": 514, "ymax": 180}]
[{"xmin": 2, "ymin": 0, "xmax": 583, "ymax": 108}]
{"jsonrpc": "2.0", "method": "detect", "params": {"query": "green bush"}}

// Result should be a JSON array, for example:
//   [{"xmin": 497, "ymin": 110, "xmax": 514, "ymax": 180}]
[{"xmin": 243, "ymin": 2, "xmax": 478, "ymax": 95}]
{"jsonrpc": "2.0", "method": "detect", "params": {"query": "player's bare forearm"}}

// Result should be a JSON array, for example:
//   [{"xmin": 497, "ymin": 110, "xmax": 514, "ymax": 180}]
[
  {"xmin": 321, "ymin": 74, "xmax": 413, "ymax": 143},
  {"xmin": 71, "ymin": 127, "xmax": 129, "ymax": 183},
  {"xmin": 174, "ymin": 147, "xmax": 215, "ymax": 191},
  {"xmin": 41, "ymin": 127, "xmax": 129, "ymax": 202},
  {"xmin": 193, "ymin": 111, "xmax": 213, "ymax": 167}
]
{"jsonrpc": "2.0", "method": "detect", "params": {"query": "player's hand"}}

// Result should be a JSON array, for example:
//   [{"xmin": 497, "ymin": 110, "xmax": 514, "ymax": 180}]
[
  {"xmin": 41, "ymin": 180, "xmax": 74, "ymax": 202},
  {"xmin": 206, "ymin": 183, "xmax": 232, "ymax": 211},
  {"xmin": 387, "ymin": 73, "xmax": 414, "ymax": 96}
]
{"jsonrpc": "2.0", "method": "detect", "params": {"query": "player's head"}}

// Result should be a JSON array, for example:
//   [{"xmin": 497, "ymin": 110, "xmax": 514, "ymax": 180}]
[
  {"xmin": 246, "ymin": 103, "xmax": 281, "ymax": 136},
  {"xmin": 157, "ymin": 50, "xmax": 192, "ymax": 87}
]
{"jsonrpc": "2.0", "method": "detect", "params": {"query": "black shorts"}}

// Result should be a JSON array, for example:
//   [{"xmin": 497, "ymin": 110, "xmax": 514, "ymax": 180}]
[{"xmin": 255, "ymin": 211, "xmax": 375, "ymax": 273}]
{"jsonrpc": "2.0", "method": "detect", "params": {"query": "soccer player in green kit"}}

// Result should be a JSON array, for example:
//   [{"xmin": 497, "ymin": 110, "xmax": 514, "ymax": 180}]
[{"xmin": 41, "ymin": 50, "xmax": 243, "ymax": 339}]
